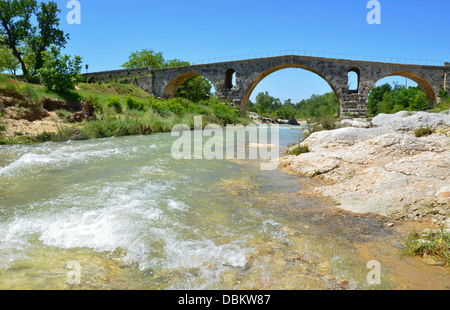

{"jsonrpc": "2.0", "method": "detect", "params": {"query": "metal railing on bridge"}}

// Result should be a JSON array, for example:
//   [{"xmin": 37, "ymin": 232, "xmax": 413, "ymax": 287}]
[{"xmin": 189, "ymin": 50, "xmax": 445, "ymax": 67}]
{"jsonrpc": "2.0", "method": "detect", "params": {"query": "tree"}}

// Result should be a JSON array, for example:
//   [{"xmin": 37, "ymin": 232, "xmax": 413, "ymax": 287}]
[
  {"xmin": 0, "ymin": 44, "xmax": 19, "ymax": 74},
  {"xmin": 409, "ymin": 91, "xmax": 428, "ymax": 111},
  {"xmin": 367, "ymin": 83, "xmax": 392, "ymax": 116},
  {"xmin": 368, "ymin": 83, "xmax": 429, "ymax": 115},
  {"xmin": 27, "ymin": 1, "xmax": 69, "ymax": 75},
  {"xmin": 175, "ymin": 76, "xmax": 212, "ymax": 102},
  {"xmin": 37, "ymin": 46, "xmax": 82, "ymax": 93},
  {"xmin": 121, "ymin": 49, "xmax": 165, "ymax": 69},
  {"xmin": 0, "ymin": 0, "xmax": 37, "ymax": 77},
  {"xmin": 0, "ymin": 0, "xmax": 69, "ymax": 78},
  {"xmin": 164, "ymin": 59, "xmax": 189, "ymax": 67}
]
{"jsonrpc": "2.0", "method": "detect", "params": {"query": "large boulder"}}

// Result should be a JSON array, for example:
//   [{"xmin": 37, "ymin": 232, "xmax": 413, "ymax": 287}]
[{"xmin": 287, "ymin": 118, "xmax": 300, "ymax": 126}]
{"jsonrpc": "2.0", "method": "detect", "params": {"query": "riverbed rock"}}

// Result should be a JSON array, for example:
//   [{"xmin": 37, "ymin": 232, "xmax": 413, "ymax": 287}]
[
  {"xmin": 371, "ymin": 111, "xmax": 450, "ymax": 131},
  {"xmin": 281, "ymin": 111, "xmax": 450, "ymax": 222},
  {"xmin": 287, "ymin": 118, "xmax": 300, "ymax": 126},
  {"xmin": 338, "ymin": 118, "xmax": 372, "ymax": 128}
]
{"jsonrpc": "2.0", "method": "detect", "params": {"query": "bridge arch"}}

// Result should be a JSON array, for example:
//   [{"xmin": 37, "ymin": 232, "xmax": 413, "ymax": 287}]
[
  {"xmin": 225, "ymin": 68, "xmax": 236, "ymax": 90},
  {"xmin": 348, "ymin": 67, "xmax": 360, "ymax": 92},
  {"xmin": 241, "ymin": 63, "xmax": 340, "ymax": 115},
  {"xmin": 163, "ymin": 73, "xmax": 200, "ymax": 99},
  {"xmin": 162, "ymin": 72, "xmax": 218, "ymax": 99},
  {"xmin": 366, "ymin": 71, "xmax": 437, "ymax": 107}
]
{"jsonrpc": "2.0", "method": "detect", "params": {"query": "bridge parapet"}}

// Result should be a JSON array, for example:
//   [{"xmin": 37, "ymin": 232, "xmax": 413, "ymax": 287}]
[{"xmin": 83, "ymin": 67, "xmax": 153, "ymax": 84}]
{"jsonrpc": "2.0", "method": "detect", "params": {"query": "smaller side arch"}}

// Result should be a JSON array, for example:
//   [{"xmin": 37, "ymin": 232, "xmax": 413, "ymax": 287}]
[
  {"xmin": 225, "ymin": 68, "xmax": 236, "ymax": 90},
  {"xmin": 348, "ymin": 67, "xmax": 360, "ymax": 92},
  {"xmin": 162, "ymin": 73, "xmax": 201, "ymax": 99}
]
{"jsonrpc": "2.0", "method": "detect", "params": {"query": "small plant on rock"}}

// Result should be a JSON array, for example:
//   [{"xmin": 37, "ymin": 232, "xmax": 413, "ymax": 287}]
[{"xmin": 414, "ymin": 127, "xmax": 434, "ymax": 137}]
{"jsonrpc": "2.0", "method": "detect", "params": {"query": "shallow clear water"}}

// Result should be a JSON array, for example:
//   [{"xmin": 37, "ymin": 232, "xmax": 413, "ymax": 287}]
[{"xmin": 0, "ymin": 125, "xmax": 447, "ymax": 290}]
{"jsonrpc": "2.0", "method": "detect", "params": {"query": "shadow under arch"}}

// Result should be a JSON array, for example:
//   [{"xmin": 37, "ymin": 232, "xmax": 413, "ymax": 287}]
[
  {"xmin": 163, "ymin": 73, "xmax": 201, "ymax": 99},
  {"xmin": 368, "ymin": 71, "xmax": 437, "ymax": 107},
  {"xmin": 241, "ymin": 64, "xmax": 340, "ymax": 115}
]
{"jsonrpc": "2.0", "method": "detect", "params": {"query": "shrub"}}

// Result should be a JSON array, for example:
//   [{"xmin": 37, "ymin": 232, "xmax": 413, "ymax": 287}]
[
  {"xmin": 404, "ymin": 228, "xmax": 450, "ymax": 264},
  {"xmin": 212, "ymin": 104, "xmax": 240, "ymax": 125},
  {"xmin": 287, "ymin": 144, "xmax": 310, "ymax": 156},
  {"xmin": 37, "ymin": 46, "xmax": 83, "ymax": 93},
  {"xmin": 125, "ymin": 96, "xmax": 145, "ymax": 111},
  {"xmin": 316, "ymin": 115, "xmax": 339, "ymax": 130},
  {"xmin": 33, "ymin": 131, "xmax": 56, "ymax": 143},
  {"xmin": 166, "ymin": 99, "xmax": 183, "ymax": 114},
  {"xmin": 0, "ymin": 123, "xmax": 6, "ymax": 132},
  {"xmin": 414, "ymin": 127, "xmax": 434, "ymax": 137},
  {"xmin": 82, "ymin": 94, "xmax": 103, "ymax": 113},
  {"xmin": 106, "ymin": 96, "xmax": 123, "ymax": 113},
  {"xmin": 438, "ymin": 89, "xmax": 449, "ymax": 99}
]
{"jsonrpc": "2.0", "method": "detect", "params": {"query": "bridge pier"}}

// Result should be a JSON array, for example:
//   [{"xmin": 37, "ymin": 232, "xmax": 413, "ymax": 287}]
[{"xmin": 340, "ymin": 91, "xmax": 367, "ymax": 117}]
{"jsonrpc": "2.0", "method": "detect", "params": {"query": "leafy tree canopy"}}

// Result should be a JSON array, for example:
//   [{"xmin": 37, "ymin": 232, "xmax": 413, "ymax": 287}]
[
  {"xmin": 37, "ymin": 46, "xmax": 82, "ymax": 93},
  {"xmin": 121, "ymin": 49, "xmax": 166, "ymax": 69},
  {"xmin": 0, "ymin": 0, "xmax": 68, "ymax": 78},
  {"xmin": 0, "ymin": 41, "xmax": 19, "ymax": 75},
  {"xmin": 122, "ymin": 49, "xmax": 213, "ymax": 102}
]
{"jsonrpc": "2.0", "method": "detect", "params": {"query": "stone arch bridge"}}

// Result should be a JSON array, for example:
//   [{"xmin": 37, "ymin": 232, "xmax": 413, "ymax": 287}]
[{"xmin": 84, "ymin": 55, "xmax": 450, "ymax": 117}]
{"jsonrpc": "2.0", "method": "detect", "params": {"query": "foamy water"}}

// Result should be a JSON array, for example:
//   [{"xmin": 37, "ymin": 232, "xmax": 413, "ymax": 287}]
[{"xmin": 0, "ymin": 127, "xmax": 414, "ymax": 290}]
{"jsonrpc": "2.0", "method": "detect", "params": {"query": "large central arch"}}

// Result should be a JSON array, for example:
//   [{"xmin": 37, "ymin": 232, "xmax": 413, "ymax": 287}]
[{"xmin": 240, "ymin": 63, "xmax": 341, "ymax": 115}]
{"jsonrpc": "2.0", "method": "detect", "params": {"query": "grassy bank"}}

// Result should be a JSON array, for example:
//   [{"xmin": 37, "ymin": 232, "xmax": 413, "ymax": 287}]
[{"xmin": 0, "ymin": 74, "xmax": 251, "ymax": 145}]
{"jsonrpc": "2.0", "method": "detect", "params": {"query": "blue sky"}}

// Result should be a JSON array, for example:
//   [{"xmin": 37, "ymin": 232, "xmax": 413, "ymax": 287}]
[{"xmin": 52, "ymin": 0, "xmax": 449, "ymax": 102}]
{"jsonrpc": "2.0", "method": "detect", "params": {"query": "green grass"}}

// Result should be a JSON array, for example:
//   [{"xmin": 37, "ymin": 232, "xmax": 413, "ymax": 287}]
[
  {"xmin": 404, "ymin": 228, "xmax": 450, "ymax": 264},
  {"xmin": 414, "ymin": 127, "xmax": 435, "ymax": 137},
  {"xmin": 286, "ymin": 144, "xmax": 310, "ymax": 156},
  {"xmin": 432, "ymin": 98, "xmax": 450, "ymax": 113}
]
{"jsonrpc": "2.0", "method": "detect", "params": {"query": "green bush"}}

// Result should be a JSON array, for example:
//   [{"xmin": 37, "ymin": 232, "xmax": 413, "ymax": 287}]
[
  {"xmin": 125, "ymin": 96, "xmax": 145, "ymax": 111},
  {"xmin": 106, "ymin": 96, "xmax": 123, "ymax": 113},
  {"xmin": 287, "ymin": 144, "xmax": 310, "ymax": 155},
  {"xmin": 82, "ymin": 94, "xmax": 103, "ymax": 113},
  {"xmin": 414, "ymin": 127, "xmax": 434, "ymax": 137},
  {"xmin": 37, "ymin": 46, "xmax": 83, "ymax": 93},
  {"xmin": 33, "ymin": 131, "xmax": 56, "ymax": 143},
  {"xmin": 438, "ymin": 89, "xmax": 449, "ymax": 99},
  {"xmin": 405, "ymin": 228, "xmax": 450, "ymax": 263},
  {"xmin": 212, "ymin": 104, "xmax": 240, "ymax": 125}
]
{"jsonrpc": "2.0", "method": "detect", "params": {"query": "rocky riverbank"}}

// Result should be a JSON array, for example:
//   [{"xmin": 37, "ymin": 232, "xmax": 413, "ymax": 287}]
[
  {"xmin": 248, "ymin": 111, "xmax": 305, "ymax": 126},
  {"xmin": 281, "ymin": 111, "xmax": 450, "ymax": 226}
]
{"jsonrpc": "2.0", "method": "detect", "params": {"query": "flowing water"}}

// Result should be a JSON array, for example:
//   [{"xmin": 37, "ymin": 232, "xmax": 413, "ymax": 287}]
[{"xmin": 0, "ymin": 125, "xmax": 448, "ymax": 290}]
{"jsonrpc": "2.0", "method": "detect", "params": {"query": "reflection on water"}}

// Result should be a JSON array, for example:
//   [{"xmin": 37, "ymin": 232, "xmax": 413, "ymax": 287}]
[{"xmin": 0, "ymin": 125, "xmax": 448, "ymax": 290}]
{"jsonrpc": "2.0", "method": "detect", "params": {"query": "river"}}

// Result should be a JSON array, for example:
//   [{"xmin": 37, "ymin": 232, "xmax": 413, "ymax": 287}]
[{"xmin": 0, "ymin": 124, "xmax": 448, "ymax": 290}]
